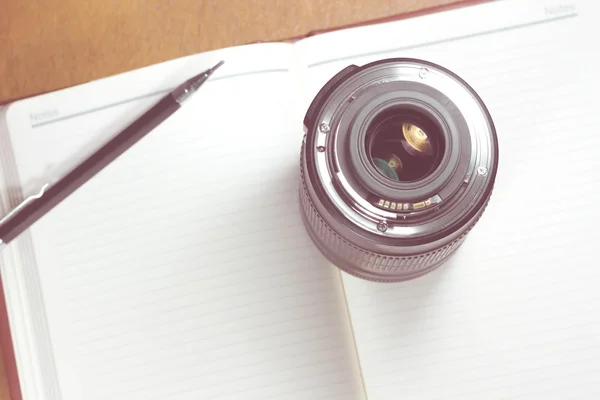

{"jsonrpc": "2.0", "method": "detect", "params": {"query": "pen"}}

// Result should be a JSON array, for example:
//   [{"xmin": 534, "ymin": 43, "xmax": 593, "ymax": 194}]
[{"xmin": 0, "ymin": 60, "xmax": 225, "ymax": 251}]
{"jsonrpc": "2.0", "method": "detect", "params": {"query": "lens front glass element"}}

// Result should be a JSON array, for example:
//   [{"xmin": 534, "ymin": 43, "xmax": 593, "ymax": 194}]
[{"xmin": 367, "ymin": 108, "xmax": 443, "ymax": 182}]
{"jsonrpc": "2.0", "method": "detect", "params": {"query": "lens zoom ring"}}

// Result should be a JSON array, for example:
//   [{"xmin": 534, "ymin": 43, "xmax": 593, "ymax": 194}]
[{"xmin": 300, "ymin": 144, "xmax": 476, "ymax": 282}]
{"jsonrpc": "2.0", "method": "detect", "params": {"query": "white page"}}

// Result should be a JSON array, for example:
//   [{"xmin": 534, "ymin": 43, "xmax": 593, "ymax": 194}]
[
  {"xmin": 0, "ymin": 43, "xmax": 364, "ymax": 400},
  {"xmin": 295, "ymin": 0, "xmax": 600, "ymax": 398}
]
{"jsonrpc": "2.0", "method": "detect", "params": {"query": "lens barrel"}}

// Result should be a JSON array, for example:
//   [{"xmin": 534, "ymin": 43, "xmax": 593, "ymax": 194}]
[{"xmin": 299, "ymin": 58, "xmax": 498, "ymax": 282}]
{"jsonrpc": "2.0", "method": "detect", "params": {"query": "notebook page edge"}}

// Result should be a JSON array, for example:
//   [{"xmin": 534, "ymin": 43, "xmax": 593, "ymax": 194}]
[{"xmin": 0, "ymin": 104, "xmax": 49, "ymax": 400}]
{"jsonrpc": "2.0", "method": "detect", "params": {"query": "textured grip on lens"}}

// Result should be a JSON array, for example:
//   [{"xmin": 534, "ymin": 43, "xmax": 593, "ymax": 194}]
[{"xmin": 299, "ymin": 143, "xmax": 470, "ymax": 282}]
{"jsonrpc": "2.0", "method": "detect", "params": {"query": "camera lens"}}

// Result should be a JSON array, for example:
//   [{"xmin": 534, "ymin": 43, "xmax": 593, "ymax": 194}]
[{"xmin": 299, "ymin": 58, "xmax": 498, "ymax": 282}]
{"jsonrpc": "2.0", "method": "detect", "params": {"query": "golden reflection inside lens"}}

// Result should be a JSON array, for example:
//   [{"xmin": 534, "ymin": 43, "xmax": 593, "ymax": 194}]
[{"xmin": 402, "ymin": 123, "xmax": 433, "ymax": 155}]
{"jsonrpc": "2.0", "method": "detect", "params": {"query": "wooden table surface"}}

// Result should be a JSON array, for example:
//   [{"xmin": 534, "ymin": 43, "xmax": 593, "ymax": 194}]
[{"xmin": 0, "ymin": 0, "xmax": 457, "ymax": 397}]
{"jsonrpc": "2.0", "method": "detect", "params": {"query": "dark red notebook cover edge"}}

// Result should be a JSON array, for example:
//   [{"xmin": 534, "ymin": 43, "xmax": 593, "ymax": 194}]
[
  {"xmin": 1, "ymin": 278, "xmax": 23, "ymax": 400},
  {"xmin": 278, "ymin": 0, "xmax": 487, "ymax": 43}
]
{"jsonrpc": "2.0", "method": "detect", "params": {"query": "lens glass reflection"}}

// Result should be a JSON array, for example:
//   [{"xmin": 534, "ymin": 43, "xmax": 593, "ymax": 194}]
[{"xmin": 368, "ymin": 109, "xmax": 443, "ymax": 182}]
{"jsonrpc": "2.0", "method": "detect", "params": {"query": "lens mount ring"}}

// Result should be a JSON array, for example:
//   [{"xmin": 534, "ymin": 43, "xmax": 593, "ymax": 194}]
[{"xmin": 309, "ymin": 58, "xmax": 497, "ymax": 242}]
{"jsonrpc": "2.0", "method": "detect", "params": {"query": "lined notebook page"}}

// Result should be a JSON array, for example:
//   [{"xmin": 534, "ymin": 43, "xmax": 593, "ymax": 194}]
[
  {"xmin": 2, "ymin": 44, "xmax": 364, "ymax": 400},
  {"xmin": 296, "ymin": 0, "xmax": 600, "ymax": 399}
]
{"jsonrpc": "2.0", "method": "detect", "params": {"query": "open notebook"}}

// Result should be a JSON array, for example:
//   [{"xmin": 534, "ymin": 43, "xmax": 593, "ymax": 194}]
[{"xmin": 1, "ymin": 0, "xmax": 600, "ymax": 399}]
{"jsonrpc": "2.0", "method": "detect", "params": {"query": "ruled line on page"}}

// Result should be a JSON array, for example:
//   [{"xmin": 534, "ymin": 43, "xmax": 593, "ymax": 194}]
[{"xmin": 31, "ymin": 69, "xmax": 290, "ymax": 128}]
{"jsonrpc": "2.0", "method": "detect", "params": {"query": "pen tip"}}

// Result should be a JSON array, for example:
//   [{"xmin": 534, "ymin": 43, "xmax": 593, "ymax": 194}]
[{"xmin": 209, "ymin": 60, "xmax": 225, "ymax": 75}]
